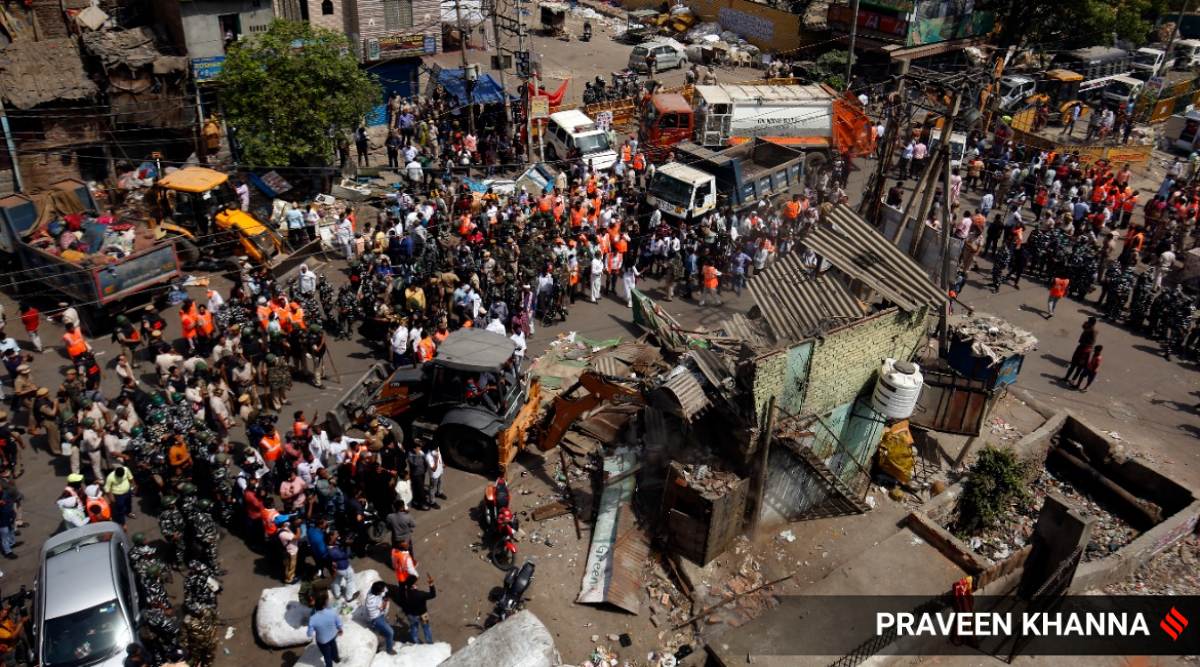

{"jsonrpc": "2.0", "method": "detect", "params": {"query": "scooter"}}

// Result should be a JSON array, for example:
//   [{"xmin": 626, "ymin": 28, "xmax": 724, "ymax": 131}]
[
  {"xmin": 582, "ymin": 21, "xmax": 592, "ymax": 41},
  {"xmin": 482, "ymin": 478, "xmax": 518, "ymax": 570},
  {"xmin": 490, "ymin": 560, "xmax": 535, "ymax": 625}
]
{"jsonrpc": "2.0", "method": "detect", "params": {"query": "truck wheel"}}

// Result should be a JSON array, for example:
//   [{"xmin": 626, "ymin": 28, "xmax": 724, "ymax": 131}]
[{"xmin": 435, "ymin": 424, "xmax": 498, "ymax": 477}]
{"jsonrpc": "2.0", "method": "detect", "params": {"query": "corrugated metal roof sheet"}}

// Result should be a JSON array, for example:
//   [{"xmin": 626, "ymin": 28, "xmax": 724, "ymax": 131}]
[
  {"xmin": 748, "ymin": 253, "xmax": 865, "ymax": 345},
  {"xmin": 803, "ymin": 204, "xmax": 947, "ymax": 312},
  {"xmin": 578, "ymin": 450, "xmax": 649, "ymax": 614},
  {"xmin": 660, "ymin": 371, "xmax": 711, "ymax": 421}
]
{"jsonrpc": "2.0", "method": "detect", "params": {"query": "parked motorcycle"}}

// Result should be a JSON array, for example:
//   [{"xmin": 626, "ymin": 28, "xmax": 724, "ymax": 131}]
[
  {"xmin": 582, "ymin": 21, "xmax": 592, "ymax": 41},
  {"xmin": 482, "ymin": 478, "xmax": 518, "ymax": 570},
  {"xmin": 489, "ymin": 560, "xmax": 536, "ymax": 626}
]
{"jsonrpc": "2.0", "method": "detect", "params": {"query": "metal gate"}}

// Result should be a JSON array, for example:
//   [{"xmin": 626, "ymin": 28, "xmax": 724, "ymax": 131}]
[{"xmin": 909, "ymin": 369, "xmax": 992, "ymax": 436}]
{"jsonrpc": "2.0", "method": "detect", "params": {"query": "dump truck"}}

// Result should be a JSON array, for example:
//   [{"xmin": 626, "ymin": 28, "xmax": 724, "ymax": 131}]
[
  {"xmin": 0, "ymin": 179, "xmax": 181, "ymax": 330},
  {"xmin": 328, "ymin": 329, "xmax": 542, "ymax": 475},
  {"xmin": 639, "ymin": 84, "xmax": 873, "ymax": 163},
  {"xmin": 149, "ymin": 166, "xmax": 314, "ymax": 270},
  {"xmin": 645, "ymin": 139, "xmax": 807, "ymax": 219}
]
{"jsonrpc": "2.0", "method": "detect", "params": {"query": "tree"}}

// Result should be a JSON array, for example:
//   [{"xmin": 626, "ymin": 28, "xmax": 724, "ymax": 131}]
[
  {"xmin": 218, "ymin": 20, "xmax": 379, "ymax": 167},
  {"xmin": 986, "ymin": 0, "xmax": 1163, "ymax": 49}
]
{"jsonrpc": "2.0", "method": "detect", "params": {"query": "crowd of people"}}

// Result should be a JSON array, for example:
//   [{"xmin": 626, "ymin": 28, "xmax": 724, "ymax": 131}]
[
  {"xmin": 884, "ymin": 118, "xmax": 1200, "ymax": 365},
  {"xmin": 0, "ymin": 74, "xmax": 870, "ymax": 667}
]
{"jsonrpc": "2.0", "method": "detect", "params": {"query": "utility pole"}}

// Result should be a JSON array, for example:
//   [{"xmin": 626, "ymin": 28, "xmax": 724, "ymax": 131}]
[
  {"xmin": 859, "ymin": 78, "xmax": 905, "ymax": 223},
  {"xmin": 518, "ymin": 3, "xmax": 532, "ymax": 161},
  {"xmin": 491, "ymin": 0, "xmax": 512, "ymax": 128},
  {"xmin": 937, "ymin": 113, "xmax": 956, "ymax": 352},
  {"xmin": 845, "ymin": 0, "xmax": 861, "ymax": 89},
  {"xmin": 908, "ymin": 91, "xmax": 961, "ymax": 258},
  {"xmin": 455, "ymin": 0, "xmax": 476, "ymax": 136}
]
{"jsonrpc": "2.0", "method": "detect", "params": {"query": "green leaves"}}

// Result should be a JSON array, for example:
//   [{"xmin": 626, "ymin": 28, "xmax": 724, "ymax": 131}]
[
  {"xmin": 955, "ymin": 446, "xmax": 1031, "ymax": 536},
  {"xmin": 217, "ymin": 20, "xmax": 381, "ymax": 167},
  {"xmin": 985, "ymin": 0, "xmax": 1157, "ymax": 48}
]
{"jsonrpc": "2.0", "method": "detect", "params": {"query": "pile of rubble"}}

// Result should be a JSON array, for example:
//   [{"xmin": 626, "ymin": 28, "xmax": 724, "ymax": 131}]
[
  {"xmin": 954, "ymin": 466, "xmax": 1139, "ymax": 563},
  {"xmin": 1103, "ymin": 535, "xmax": 1200, "ymax": 595},
  {"xmin": 673, "ymin": 461, "xmax": 740, "ymax": 499},
  {"xmin": 951, "ymin": 314, "xmax": 1039, "ymax": 363}
]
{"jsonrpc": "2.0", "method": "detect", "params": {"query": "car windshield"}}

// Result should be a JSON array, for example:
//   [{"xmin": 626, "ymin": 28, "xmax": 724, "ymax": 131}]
[
  {"xmin": 1134, "ymin": 52, "xmax": 1159, "ymax": 65},
  {"xmin": 632, "ymin": 46, "xmax": 648, "ymax": 57},
  {"xmin": 1108, "ymin": 81, "xmax": 1136, "ymax": 96},
  {"xmin": 42, "ymin": 600, "xmax": 130, "ymax": 667},
  {"xmin": 649, "ymin": 172, "xmax": 693, "ymax": 206},
  {"xmin": 575, "ymin": 132, "xmax": 611, "ymax": 155}
]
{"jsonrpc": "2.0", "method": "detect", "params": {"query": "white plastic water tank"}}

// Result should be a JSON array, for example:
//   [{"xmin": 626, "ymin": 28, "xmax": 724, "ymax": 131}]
[{"xmin": 872, "ymin": 358, "xmax": 923, "ymax": 420}]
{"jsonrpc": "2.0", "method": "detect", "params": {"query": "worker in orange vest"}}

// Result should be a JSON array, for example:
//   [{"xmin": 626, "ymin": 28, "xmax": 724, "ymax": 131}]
[
  {"xmin": 288, "ymin": 302, "xmax": 306, "ymax": 331},
  {"xmin": 1047, "ymin": 274, "xmax": 1070, "ymax": 318},
  {"xmin": 85, "ymin": 494, "xmax": 112, "ymax": 523},
  {"xmin": 416, "ymin": 333, "xmax": 437, "ymax": 362},
  {"xmin": 391, "ymin": 540, "xmax": 419, "ymax": 588},
  {"xmin": 61, "ymin": 322, "xmax": 90, "ymax": 362},
  {"xmin": 179, "ymin": 309, "xmax": 198, "ymax": 353},
  {"xmin": 195, "ymin": 304, "xmax": 215, "ymax": 356},
  {"xmin": 256, "ymin": 296, "xmax": 272, "ymax": 330},
  {"xmin": 699, "ymin": 262, "xmax": 722, "ymax": 306},
  {"xmin": 260, "ymin": 424, "xmax": 283, "ymax": 473}
]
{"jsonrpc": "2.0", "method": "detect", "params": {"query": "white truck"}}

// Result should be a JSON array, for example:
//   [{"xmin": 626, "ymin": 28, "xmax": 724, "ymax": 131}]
[
  {"xmin": 692, "ymin": 83, "xmax": 835, "ymax": 147},
  {"xmin": 645, "ymin": 139, "xmax": 807, "ymax": 219},
  {"xmin": 1132, "ymin": 47, "xmax": 1174, "ymax": 79}
]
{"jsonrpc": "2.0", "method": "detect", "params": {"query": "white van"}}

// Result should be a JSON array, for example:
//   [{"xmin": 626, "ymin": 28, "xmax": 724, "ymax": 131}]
[
  {"xmin": 1175, "ymin": 39, "xmax": 1200, "ymax": 69},
  {"xmin": 544, "ymin": 110, "xmax": 618, "ymax": 170}
]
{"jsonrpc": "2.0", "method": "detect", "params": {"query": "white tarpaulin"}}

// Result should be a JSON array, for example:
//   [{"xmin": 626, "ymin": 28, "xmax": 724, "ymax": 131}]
[
  {"xmin": 255, "ymin": 569, "xmax": 383, "ymax": 648},
  {"xmin": 297, "ymin": 620, "xmax": 377, "ymax": 667},
  {"xmin": 370, "ymin": 643, "xmax": 452, "ymax": 667},
  {"xmin": 440, "ymin": 610, "xmax": 559, "ymax": 667}
]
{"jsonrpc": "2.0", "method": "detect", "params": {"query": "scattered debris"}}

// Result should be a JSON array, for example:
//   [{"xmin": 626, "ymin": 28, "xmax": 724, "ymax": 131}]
[{"xmin": 951, "ymin": 466, "xmax": 1139, "ymax": 562}]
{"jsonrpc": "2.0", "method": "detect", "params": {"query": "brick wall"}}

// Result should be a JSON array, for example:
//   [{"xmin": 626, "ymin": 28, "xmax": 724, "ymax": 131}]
[
  {"xmin": 752, "ymin": 350, "xmax": 786, "ymax": 424},
  {"xmin": 307, "ymin": 0, "xmax": 346, "ymax": 32},
  {"xmin": 802, "ymin": 307, "xmax": 929, "ymax": 417},
  {"xmin": 19, "ymin": 152, "xmax": 81, "ymax": 192}
]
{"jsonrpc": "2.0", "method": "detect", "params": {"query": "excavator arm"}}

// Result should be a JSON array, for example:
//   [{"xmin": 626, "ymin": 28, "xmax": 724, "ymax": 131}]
[{"xmin": 536, "ymin": 371, "xmax": 645, "ymax": 452}]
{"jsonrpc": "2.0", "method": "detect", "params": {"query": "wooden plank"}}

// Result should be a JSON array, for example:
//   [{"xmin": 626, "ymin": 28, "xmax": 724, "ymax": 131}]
[{"xmin": 532, "ymin": 500, "xmax": 571, "ymax": 521}]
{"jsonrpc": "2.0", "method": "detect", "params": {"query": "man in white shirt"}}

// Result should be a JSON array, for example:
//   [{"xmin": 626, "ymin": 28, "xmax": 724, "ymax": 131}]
[
  {"xmin": 390, "ymin": 322, "xmax": 409, "ymax": 366},
  {"xmin": 425, "ymin": 444, "xmax": 446, "ymax": 500}
]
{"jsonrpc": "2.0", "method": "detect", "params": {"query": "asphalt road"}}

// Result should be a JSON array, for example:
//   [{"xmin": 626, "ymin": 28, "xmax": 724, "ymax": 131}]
[{"xmin": 5, "ymin": 28, "xmax": 1200, "ymax": 667}]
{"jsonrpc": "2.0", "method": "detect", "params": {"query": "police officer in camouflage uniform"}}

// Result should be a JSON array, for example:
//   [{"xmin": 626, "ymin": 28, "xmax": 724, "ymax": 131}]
[
  {"xmin": 182, "ymin": 606, "xmax": 219, "ymax": 667},
  {"xmin": 141, "ymin": 599, "xmax": 181, "ymax": 661},
  {"xmin": 210, "ymin": 453, "xmax": 238, "ymax": 527},
  {"xmin": 1126, "ymin": 273, "xmax": 1154, "ymax": 331},
  {"xmin": 183, "ymin": 559, "xmax": 220, "ymax": 616},
  {"xmin": 188, "ymin": 498, "xmax": 222, "ymax": 573},
  {"xmin": 266, "ymin": 354, "xmax": 292, "ymax": 411},
  {"xmin": 305, "ymin": 324, "xmax": 328, "ymax": 389},
  {"xmin": 158, "ymin": 494, "xmax": 187, "ymax": 570}
]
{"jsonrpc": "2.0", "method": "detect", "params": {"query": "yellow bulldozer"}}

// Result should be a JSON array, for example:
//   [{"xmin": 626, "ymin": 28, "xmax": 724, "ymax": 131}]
[{"xmin": 148, "ymin": 166, "xmax": 287, "ymax": 268}]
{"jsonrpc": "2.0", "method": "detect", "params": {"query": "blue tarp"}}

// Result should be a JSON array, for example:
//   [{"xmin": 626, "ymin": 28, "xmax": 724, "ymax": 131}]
[{"xmin": 436, "ymin": 68, "xmax": 511, "ymax": 106}]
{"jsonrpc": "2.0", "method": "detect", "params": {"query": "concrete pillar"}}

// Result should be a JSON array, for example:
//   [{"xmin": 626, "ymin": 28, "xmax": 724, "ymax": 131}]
[{"xmin": 1018, "ymin": 493, "xmax": 1094, "ymax": 598}]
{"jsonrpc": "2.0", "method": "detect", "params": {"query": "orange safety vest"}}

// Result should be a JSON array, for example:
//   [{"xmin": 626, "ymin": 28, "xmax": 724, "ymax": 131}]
[
  {"xmin": 621, "ymin": 144, "xmax": 631, "ymax": 163},
  {"xmin": 418, "ymin": 337, "xmax": 437, "ymax": 361},
  {"xmin": 784, "ymin": 200, "xmax": 800, "ymax": 220},
  {"xmin": 615, "ymin": 236, "xmax": 628, "ymax": 254},
  {"xmin": 553, "ymin": 199, "xmax": 565, "ymax": 222},
  {"xmin": 289, "ymin": 306, "xmax": 306, "ymax": 330},
  {"xmin": 632, "ymin": 153, "xmax": 645, "ymax": 171},
  {"xmin": 1049, "ymin": 277, "xmax": 1069, "ymax": 298},
  {"xmin": 260, "ymin": 433, "xmax": 282, "ymax": 462},
  {"xmin": 277, "ymin": 309, "xmax": 294, "ymax": 334},
  {"xmin": 589, "ymin": 197, "xmax": 602, "ymax": 222},
  {"xmin": 257, "ymin": 305, "xmax": 272, "ymax": 330},
  {"xmin": 570, "ymin": 207, "xmax": 584, "ymax": 228},
  {"xmin": 538, "ymin": 195, "xmax": 553, "ymax": 214},
  {"xmin": 293, "ymin": 420, "xmax": 309, "ymax": 438},
  {"xmin": 85, "ymin": 496, "xmax": 111, "ymax": 522},
  {"xmin": 1122, "ymin": 195, "xmax": 1138, "ymax": 213},
  {"xmin": 391, "ymin": 548, "xmax": 416, "ymax": 584},
  {"xmin": 198, "ymin": 312, "xmax": 215, "ymax": 336},
  {"xmin": 262, "ymin": 508, "xmax": 280, "ymax": 536},
  {"xmin": 63, "ymin": 330, "xmax": 87, "ymax": 358},
  {"xmin": 703, "ymin": 265, "xmax": 719, "ymax": 290},
  {"xmin": 180, "ymin": 313, "xmax": 197, "ymax": 340}
]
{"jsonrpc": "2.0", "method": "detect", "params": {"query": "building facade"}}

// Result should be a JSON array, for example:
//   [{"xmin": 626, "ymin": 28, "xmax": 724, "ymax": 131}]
[{"xmin": 156, "ymin": 0, "xmax": 276, "ymax": 61}]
